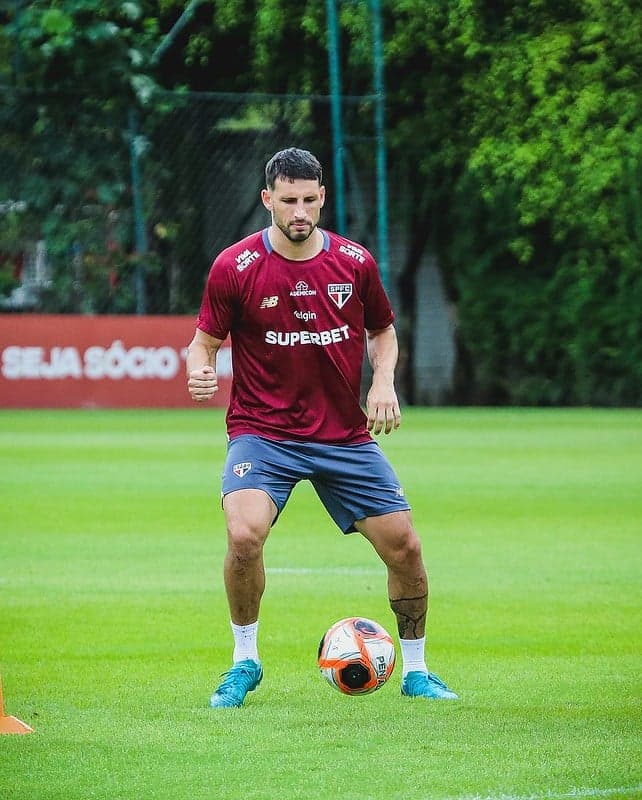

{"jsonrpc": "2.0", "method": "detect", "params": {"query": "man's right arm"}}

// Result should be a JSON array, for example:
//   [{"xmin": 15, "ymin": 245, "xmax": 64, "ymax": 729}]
[{"xmin": 186, "ymin": 328, "xmax": 224, "ymax": 402}]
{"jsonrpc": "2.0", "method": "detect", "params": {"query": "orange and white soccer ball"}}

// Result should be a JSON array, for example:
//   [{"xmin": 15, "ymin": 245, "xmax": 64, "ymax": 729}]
[{"xmin": 318, "ymin": 617, "xmax": 396, "ymax": 695}]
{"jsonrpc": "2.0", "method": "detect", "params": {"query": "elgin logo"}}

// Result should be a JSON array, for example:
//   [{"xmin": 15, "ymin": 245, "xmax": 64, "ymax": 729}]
[{"xmin": 233, "ymin": 462, "xmax": 252, "ymax": 478}]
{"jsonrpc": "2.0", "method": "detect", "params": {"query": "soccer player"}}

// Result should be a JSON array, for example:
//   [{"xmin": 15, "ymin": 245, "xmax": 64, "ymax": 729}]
[{"xmin": 186, "ymin": 147, "xmax": 457, "ymax": 707}]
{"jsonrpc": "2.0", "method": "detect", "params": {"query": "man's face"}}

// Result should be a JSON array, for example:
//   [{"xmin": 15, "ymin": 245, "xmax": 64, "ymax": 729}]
[{"xmin": 262, "ymin": 177, "xmax": 325, "ymax": 243}]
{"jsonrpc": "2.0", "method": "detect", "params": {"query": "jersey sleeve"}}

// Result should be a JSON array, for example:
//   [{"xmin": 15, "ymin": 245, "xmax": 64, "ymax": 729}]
[
  {"xmin": 196, "ymin": 254, "xmax": 238, "ymax": 340},
  {"xmin": 361, "ymin": 252, "xmax": 395, "ymax": 331}
]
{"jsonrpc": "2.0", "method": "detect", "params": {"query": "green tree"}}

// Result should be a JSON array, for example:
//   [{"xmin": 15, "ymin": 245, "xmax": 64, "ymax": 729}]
[
  {"xmin": 383, "ymin": 0, "xmax": 642, "ymax": 404},
  {"xmin": 453, "ymin": 1, "xmax": 642, "ymax": 404},
  {"xmin": 2, "ymin": 0, "xmax": 640, "ymax": 403}
]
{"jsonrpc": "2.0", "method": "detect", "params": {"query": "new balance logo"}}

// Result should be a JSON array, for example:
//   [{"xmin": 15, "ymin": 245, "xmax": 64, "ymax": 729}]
[{"xmin": 260, "ymin": 296, "xmax": 279, "ymax": 308}]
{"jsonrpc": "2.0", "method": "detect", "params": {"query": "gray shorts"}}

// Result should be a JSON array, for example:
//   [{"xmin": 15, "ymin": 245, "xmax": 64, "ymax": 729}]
[{"xmin": 222, "ymin": 435, "xmax": 411, "ymax": 533}]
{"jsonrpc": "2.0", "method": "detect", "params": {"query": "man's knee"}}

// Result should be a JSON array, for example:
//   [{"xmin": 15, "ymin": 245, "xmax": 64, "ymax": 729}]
[
  {"xmin": 226, "ymin": 521, "xmax": 268, "ymax": 561},
  {"xmin": 387, "ymin": 528, "xmax": 423, "ymax": 570},
  {"xmin": 368, "ymin": 520, "xmax": 424, "ymax": 571}
]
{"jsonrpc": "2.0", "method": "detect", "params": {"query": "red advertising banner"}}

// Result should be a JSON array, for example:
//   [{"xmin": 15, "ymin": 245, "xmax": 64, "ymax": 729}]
[{"xmin": 0, "ymin": 315, "xmax": 232, "ymax": 409}]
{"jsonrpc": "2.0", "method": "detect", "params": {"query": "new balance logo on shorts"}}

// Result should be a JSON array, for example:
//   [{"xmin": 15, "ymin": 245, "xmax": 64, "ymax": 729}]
[{"xmin": 233, "ymin": 462, "xmax": 252, "ymax": 477}]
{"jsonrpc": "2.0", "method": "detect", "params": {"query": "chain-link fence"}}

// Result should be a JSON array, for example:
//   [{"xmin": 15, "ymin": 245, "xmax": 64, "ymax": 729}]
[{"xmin": 0, "ymin": 88, "xmax": 385, "ymax": 316}]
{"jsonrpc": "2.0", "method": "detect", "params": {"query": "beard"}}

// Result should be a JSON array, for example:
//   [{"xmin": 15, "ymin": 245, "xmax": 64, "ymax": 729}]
[{"xmin": 276, "ymin": 218, "xmax": 316, "ymax": 243}]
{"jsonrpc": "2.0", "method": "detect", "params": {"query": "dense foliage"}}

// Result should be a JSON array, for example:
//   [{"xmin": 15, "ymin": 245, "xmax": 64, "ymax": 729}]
[
  {"xmin": 383, "ymin": 1, "xmax": 642, "ymax": 404},
  {"xmin": 1, "ymin": 0, "xmax": 640, "ymax": 404}
]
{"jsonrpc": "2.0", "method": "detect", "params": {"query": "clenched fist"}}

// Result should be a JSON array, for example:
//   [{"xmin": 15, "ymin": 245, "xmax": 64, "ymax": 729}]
[{"xmin": 188, "ymin": 364, "xmax": 219, "ymax": 402}]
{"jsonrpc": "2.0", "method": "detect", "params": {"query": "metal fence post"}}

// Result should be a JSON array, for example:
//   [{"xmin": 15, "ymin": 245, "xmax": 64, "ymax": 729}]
[
  {"xmin": 326, "ymin": 0, "xmax": 347, "ymax": 234},
  {"xmin": 370, "ymin": 0, "xmax": 390, "ymax": 293},
  {"xmin": 128, "ymin": 107, "xmax": 147, "ymax": 315}
]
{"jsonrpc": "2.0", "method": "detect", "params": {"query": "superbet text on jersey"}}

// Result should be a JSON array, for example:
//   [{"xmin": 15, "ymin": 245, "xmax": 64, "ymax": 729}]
[{"xmin": 197, "ymin": 228, "xmax": 394, "ymax": 444}]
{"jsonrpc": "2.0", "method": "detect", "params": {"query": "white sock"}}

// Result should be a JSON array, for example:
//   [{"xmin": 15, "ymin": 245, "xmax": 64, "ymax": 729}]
[
  {"xmin": 399, "ymin": 636, "xmax": 428, "ymax": 677},
  {"xmin": 231, "ymin": 621, "xmax": 260, "ymax": 664}
]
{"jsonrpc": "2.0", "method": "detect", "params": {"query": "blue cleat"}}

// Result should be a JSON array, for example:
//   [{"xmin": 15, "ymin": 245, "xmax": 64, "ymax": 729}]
[
  {"xmin": 209, "ymin": 659, "xmax": 263, "ymax": 708},
  {"xmin": 401, "ymin": 671, "xmax": 459, "ymax": 700}
]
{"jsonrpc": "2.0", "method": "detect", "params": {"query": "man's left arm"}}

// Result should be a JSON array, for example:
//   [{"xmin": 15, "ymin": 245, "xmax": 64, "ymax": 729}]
[{"xmin": 365, "ymin": 324, "xmax": 402, "ymax": 435}]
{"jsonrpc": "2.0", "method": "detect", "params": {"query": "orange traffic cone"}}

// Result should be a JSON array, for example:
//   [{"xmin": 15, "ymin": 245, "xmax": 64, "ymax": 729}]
[{"xmin": 0, "ymin": 674, "xmax": 34, "ymax": 734}]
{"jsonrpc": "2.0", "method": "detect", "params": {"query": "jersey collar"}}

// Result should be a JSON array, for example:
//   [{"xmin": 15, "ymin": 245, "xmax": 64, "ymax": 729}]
[{"xmin": 262, "ymin": 228, "xmax": 330, "ymax": 254}]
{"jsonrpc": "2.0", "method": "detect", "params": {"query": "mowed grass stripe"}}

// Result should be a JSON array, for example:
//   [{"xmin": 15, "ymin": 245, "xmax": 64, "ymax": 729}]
[
  {"xmin": 451, "ymin": 784, "xmax": 642, "ymax": 800},
  {"xmin": 0, "ymin": 408, "xmax": 640, "ymax": 800}
]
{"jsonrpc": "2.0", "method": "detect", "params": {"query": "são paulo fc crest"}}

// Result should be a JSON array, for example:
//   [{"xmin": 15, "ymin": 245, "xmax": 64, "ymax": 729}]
[
  {"xmin": 327, "ymin": 283, "xmax": 353, "ymax": 309},
  {"xmin": 233, "ymin": 462, "xmax": 252, "ymax": 478}
]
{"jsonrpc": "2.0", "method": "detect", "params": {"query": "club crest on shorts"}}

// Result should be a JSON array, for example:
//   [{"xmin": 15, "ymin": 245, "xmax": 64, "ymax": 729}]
[
  {"xmin": 233, "ymin": 461, "xmax": 252, "ymax": 478},
  {"xmin": 327, "ymin": 283, "xmax": 353, "ymax": 309}
]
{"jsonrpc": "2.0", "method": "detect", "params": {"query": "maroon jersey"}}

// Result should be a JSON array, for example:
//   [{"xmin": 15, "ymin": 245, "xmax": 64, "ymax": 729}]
[{"xmin": 197, "ymin": 228, "xmax": 394, "ymax": 444}]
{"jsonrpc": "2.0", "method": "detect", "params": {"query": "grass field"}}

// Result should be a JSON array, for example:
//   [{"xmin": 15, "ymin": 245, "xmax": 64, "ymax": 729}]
[{"xmin": 1, "ymin": 408, "xmax": 641, "ymax": 800}]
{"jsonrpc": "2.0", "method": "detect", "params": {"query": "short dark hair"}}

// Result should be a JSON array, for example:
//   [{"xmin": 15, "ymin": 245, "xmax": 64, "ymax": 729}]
[{"xmin": 265, "ymin": 148, "xmax": 323, "ymax": 189}]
